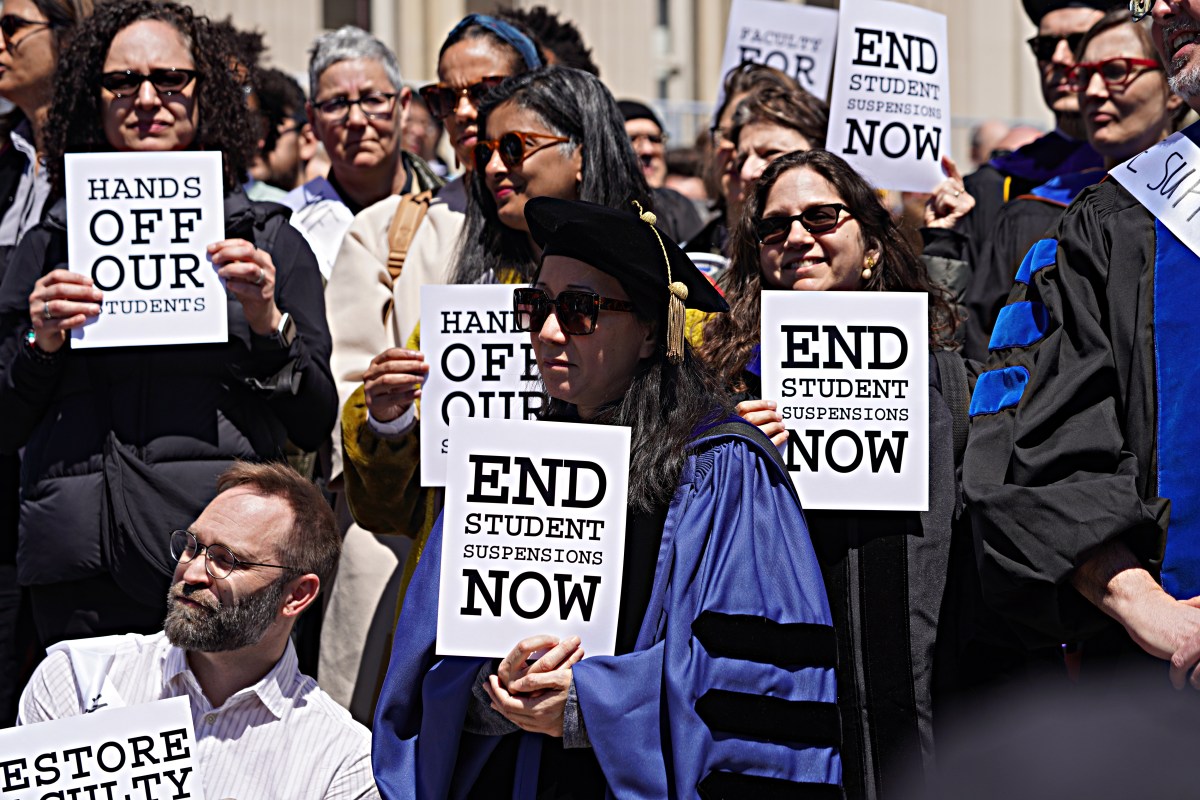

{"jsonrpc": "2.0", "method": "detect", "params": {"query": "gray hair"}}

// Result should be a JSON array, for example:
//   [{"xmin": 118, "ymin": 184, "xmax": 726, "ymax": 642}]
[{"xmin": 307, "ymin": 26, "xmax": 403, "ymax": 99}]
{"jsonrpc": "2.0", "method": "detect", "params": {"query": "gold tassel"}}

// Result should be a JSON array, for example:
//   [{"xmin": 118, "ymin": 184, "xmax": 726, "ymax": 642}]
[{"xmin": 666, "ymin": 281, "xmax": 688, "ymax": 364}]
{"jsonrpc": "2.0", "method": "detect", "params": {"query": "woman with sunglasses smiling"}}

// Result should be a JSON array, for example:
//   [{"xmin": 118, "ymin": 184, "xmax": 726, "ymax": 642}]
[
  {"xmin": 700, "ymin": 148, "xmax": 966, "ymax": 800},
  {"xmin": 965, "ymin": 7, "xmax": 1187, "ymax": 360},
  {"xmin": 0, "ymin": 0, "xmax": 335, "ymax": 647},
  {"xmin": 373, "ymin": 195, "xmax": 840, "ymax": 798}
]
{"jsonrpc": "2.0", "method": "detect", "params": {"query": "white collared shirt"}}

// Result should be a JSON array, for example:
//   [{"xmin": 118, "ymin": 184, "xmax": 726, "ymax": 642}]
[{"xmin": 17, "ymin": 632, "xmax": 378, "ymax": 800}]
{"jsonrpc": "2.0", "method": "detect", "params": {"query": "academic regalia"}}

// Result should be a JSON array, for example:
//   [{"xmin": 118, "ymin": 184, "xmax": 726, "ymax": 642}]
[
  {"xmin": 961, "ymin": 168, "xmax": 1103, "ymax": 360},
  {"xmin": 371, "ymin": 428, "xmax": 841, "ymax": 799},
  {"xmin": 964, "ymin": 174, "xmax": 1191, "ymax": 647}
]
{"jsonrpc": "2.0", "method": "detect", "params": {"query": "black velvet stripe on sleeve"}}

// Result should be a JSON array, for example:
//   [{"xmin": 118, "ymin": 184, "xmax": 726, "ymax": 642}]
[
  {"xmin": 694, "ymin": 689, "xmax": 841, "ymax": 749},
  {"xmin": 698, "ymin": 770, "xmax": 845, "ymax": 800},
  {"xmin": 692, "ymin": 611, "xmax": 838, "ymax": 669}
]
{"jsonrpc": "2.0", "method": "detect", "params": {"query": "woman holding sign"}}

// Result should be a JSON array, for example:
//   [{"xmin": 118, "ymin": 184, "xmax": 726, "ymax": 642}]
[
  {"xmin": 0, "ymin": 0, "xmax": 335, "ymax": 645},
  {"xmin": 699, "ymin": 149, "xmax": 967, "ymax": 799},
  {"xmin": 373, "ymin": 197, "xmax": 841, "ymax": 798}
]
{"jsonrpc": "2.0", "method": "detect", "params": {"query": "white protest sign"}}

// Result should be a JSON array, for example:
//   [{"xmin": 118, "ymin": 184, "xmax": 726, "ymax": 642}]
[
  {"xmin": 1112, "ymin": 127, "xmax": 1200, "ymax": 255},
  {"xmin": 66, "ymin": 151, "xmax": 227, "ymax": 349},
  {"xmin": 0, "ymin": 696, "xmax": 206, "ymax": 799},
  {"xmin": 760, "ymin": 291, "xmax": 928, "ymax": 511},
  {"xmin": 718, "ymin": 0, "xmax": 839, "ymax": 100},
  {"xmin": 825, "ymin": 0, "xmax": 949, "ymax": 192},
  {"xmin": 419, "ymin": 285, "xmax": 545, "ymax": 486},
  {"xmin": 436, "ymin": 417, "xmax": 630, "ymax": 658}
]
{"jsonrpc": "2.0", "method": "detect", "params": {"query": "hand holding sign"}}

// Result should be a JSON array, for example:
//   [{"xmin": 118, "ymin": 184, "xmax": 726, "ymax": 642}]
[
  {"xmin": 363, "ymin": 347, "xmax": 430, "ymax": 423},
  {"xmin": 924, "ymin": 156, "xmax": 975, "ymax": 230},
  {"xmin": 208, "ymin": 237, "xmax": 281, "ymax": 335},
  {"xmin": 736, "ymin": 399, "xmax": 787, "ymax": 448},
  {"xmin": 485, "ymin": 634, "xmax": 584, "ymax": 737},
  {"xmin": 29, "ymin": 269, "xmax": 104, "ymax": 353}
]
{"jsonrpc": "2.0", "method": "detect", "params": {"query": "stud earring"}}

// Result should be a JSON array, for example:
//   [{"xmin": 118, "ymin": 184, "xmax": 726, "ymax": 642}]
[{"xmin": 862, "ymin": 255, "xmax": 876, "ymax": 281}]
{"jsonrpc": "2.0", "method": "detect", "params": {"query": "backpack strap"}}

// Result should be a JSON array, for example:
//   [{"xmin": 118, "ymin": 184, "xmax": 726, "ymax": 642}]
[
  {"xmin": 933, "ymin": 349, "xmax": 969, "ymax": 466},
  {"xmin": 386, "ymin": 189, "xmax": 435, "ymax": 282}
]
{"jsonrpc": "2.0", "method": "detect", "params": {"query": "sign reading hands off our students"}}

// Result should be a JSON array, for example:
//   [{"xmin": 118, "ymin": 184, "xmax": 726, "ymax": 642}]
[
  {"xmin": 420, "ymin": 285, "xmax": 545, "ymax": 487},
  {"xmin": 760, "ymin": 291, "xmax": 929, "ymax": 511},
  {"xmin": 1112, "ymin": 126, "xmax": 1200, "ymax": 255},
  {"xmin": 825, "ymin": 0, "xmax": 950, "ymax": 193},
  {"xmin": 0, "ymin": 696, "xmax": 207, "ymax": 800},
  {"xmin": 66, "ymin": 152, "xmax": 226, "ymax": 349},
  {"xmin": 436, "ymin": 417, "xmax": 630, "ymax": 658},
  {"xmin": 718, "ymin": 0, "xmax": 839, "ymax": 100}
]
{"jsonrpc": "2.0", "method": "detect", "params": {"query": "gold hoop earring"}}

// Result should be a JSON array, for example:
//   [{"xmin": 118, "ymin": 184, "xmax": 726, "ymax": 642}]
[{"xmin": 862, "ymin": 255, "xmax": 876, "ymax": 281}]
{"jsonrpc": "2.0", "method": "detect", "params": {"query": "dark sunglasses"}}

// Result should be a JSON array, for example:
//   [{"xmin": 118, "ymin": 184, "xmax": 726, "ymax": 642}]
[
  {"xmin": 513, "ymin": 288, "xmax": 636, "ymax": 336},
  {"xmin": 1067, "ymin": 56, "xmax": 1161, "ymax": 90},
  {"xmin": 100, "ymin": 68, "xmax": 199, "ymax": 98},
  {"xmin": 1026, "ymin": 32, "xmax": 1086, "ymax": 62},
  {"xmin": 755, "ymin": 204, "xmax": 852, "ymax": 245},
  {"xmin": 474, "ymin": 130, "xmax": 571, "ymax": 173},
  {"xmin": 419, "ymin": 76, "xmax": 505, "ymax": 119},
  {"xmin": 0, "ymin": 13, "xmax": 53, "ymax": 44}
]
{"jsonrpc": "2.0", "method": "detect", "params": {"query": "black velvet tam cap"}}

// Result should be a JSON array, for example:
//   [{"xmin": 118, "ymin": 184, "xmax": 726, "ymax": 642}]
[
  {"xmin": 525, "ymin": 196, "xmax": 728, "ymax": 317},
  {"xmin": 1022, "ymin": 0, "xmax": 1122, "ymax": 25}
]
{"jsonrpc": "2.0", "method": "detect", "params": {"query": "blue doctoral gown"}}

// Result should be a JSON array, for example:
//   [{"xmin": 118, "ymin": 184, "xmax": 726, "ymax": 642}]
[{"xmin": 372, "ymin": 427, "xmax": 841, "ymax": 799}]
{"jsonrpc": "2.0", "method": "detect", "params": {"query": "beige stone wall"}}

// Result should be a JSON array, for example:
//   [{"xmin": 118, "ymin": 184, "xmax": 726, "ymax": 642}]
[{"xmin": 188, "ymin": 0, "xmax": 1051, "ymax": 158}]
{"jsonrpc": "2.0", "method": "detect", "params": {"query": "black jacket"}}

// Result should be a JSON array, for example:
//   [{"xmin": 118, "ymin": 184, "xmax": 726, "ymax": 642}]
[{"xmin": 0, "ymin": 190, "xmax": 336, "ymax": 587}]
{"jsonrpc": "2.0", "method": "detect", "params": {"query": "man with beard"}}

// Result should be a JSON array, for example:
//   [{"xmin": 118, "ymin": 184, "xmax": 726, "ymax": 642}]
[
  {"xmin": 16, "ymin": 462, "xmax": 378, "ymax": 799},
  {"xmin": 965, "ymin": 0, "xmax": 1200, "ymax": 690}
]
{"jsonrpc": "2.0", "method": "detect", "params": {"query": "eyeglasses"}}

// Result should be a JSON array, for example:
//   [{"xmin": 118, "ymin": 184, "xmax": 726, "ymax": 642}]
[
  {"xmin": 313, "ymin": 92, "xmax": 398, "ymax": 121},
  {"xmin": 755, "ymin": 204, "xmax": 852, "ymax": 245},
  {"xmin": 0, "ymin": 14, "xmax": 54, "ymax": 46},
  {"xmin": 170, "ymin": 529, "xmax": 300, "ymax": 581},
  {"xmin": 513, "ymin": 288, "xmax": 636, "ymax": 336},
  {"xmin": 709, "ymin": 124, "xmax": 733, "ymax": 150},
  {"xmin": 630, "ymin": 131, "xmax": 668, "ymax": 146},
  {"xmin": 419, "ymin": 76, "xmax": 505, "ymax": 119},
  {"xmin": 1026, "ymin": 32, "xmax": 1086, "ymax": 62},
  {"xmin": 474, "ymin": 130, "xmax": 571, "ymax": 174},
  {"xmin": 1067, "ymin": 57, "xmax": 1162, "ymax": 90},
  {"xmin": 100, "ymin": 69, "xmax": 199, "ymax": 99}
]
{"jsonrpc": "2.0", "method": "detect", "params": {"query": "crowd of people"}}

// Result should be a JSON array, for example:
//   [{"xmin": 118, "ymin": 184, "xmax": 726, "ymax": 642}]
[{"xmin": 2, "ymin": 0, "xmax": 1200, "ymax": 797}]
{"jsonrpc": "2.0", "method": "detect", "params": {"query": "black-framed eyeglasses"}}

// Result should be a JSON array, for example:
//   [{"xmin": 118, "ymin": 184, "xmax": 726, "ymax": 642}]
[
  {"xmin": 755, "ymin": 204, "xmax": 852, "ymax": 245},
  {"xmin": 100, "ymin": 69, "xmax": 200, "ymax": 99},
  {"xmin": 170, "ymin": 529, "xmax": 300, "ymax": 581},
  {"xmin": 313, "ymin": 92, "xmax": 398, "ymax": 121},
  {"xmin": 513, "ymin": 288, "xmax": 636, "ymax": 336},
  {"xmin": 419, "ymin": 76, "xmax": 505, "ymax": 119},
  {"xmin": 1026, "ymin": 32, "xmax": 1086, "ymax": 62},
  {"xmin": 0, "ymin": 14, "xmax": 54, "ymax": 46},
  {"xmin": 474, "ymin": 130, "xmax": 571, "ymax": 174},
  {"xmin": 1067, "ymin": 56, "xmax": 1162, "ymax": 90}
]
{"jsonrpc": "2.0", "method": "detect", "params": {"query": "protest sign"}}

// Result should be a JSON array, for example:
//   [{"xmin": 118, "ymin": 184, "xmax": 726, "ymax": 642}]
[
  {"xmin": 66, "ymin": 151, "xmax": 227, "ymax": 349},
  {"xmin": 419, "ymin": 285, "xmax": 545, "ymax": 486},
  {"xmin": 825, "ymin": 0, "xmax": 949, "ymax": 192},
  {"xmin": 1112, "ymin": 127, "xmax": 1200, "ymax": 256},
  {"xmin": 436, "ymin": 417, "xmax": 630, "ymax": 658},
  {"xmin": 0, "ymin": 696, "xmax": 206, "ymax": 800},
  {"xmin": 717, "ymin": 0, "xmax": 839, "ymax": 100},
  {"xmin": 760, "ymin": 291, "xmax": 928, "ymax": 511}
]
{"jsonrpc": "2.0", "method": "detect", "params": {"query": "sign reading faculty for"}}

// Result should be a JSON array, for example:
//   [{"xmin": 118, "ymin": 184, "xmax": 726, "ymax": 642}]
[
  {"xmin": 760, "ymin": 291, "xmax": 929, "ymax": 511},
  {"xmin": 436, "ymin": 417, "xmax": 630, "ymax": 658},
  {"xmin": 66, "ymin": 151, "xmax": 227, "ymax": 349},
  {"xmin": 0, "ymin": 696, "xmax": 206, "ymax": 800}
]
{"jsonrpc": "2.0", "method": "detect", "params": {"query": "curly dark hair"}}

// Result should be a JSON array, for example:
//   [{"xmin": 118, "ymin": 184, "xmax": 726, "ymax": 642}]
[
  {"xmin": 700, "ymin": 149, "xmax": 959, "ymax": 391},
  {"xmin": 45, "ymin": 0, "xmax": 256, "ymax": 195},
  {"xmin": 497, "ymin": 6, "xmax": 599, "ymax": 76}
]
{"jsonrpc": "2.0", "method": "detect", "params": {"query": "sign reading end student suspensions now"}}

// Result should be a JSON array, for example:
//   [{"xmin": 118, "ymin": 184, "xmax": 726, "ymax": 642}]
[
  {"xmin": 825, "ymin": 0, "xmax": 950, "ymax": 193},
  {"xmin": 66, "ymin": 151, "xmax": 227, "ymax": 349},
  {"xmin": 761, "ymin": 291, "xmax": 928, "ymax": 511},
  {"xmin": 436, "ymin": 417, "xmax": 630, "ymax": 658}
]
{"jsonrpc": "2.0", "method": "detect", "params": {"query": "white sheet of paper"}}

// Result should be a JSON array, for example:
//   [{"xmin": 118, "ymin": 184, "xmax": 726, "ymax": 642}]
[
  {"xmin": 65, "ymin": 151, "xmax": 227, "ymax": 348},
  {"xmin": 718, "ymin": 0, "xmax": 839, "ymax": 100},
  {"xmin": 436, "ymin": 417, "xmax": 630, "ymax": 658},
  {"xmin": 419, "ymin": 285, "xmax": 545, "ymax": 487},
  {"xmin": 1111, "ymin": 128, "xmax": 1200, "ymax": 256},
  {"xmin": 0, "ymin": 696, "xmax": 207, "ymax": 799},
  {"xmin": 825, "ymin": 0, "xmax": 950, "ymax": 192},
  {"xmin": 760, "ymin": 291, "xmax": 929, "ymax": 511}
]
